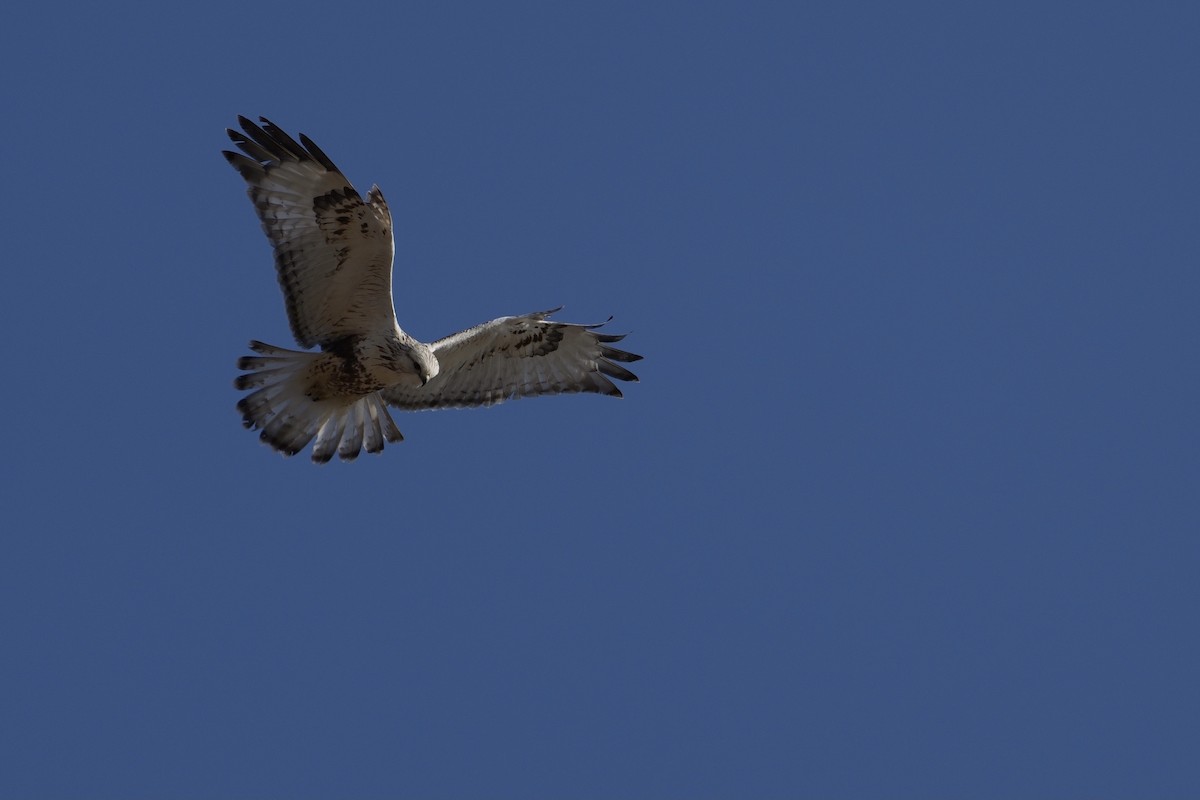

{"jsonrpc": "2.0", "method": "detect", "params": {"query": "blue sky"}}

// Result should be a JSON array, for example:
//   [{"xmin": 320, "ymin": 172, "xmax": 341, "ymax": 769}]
[{"xmin": 2, "ymin": 1, "xmax": 1198, "ymax": 797}]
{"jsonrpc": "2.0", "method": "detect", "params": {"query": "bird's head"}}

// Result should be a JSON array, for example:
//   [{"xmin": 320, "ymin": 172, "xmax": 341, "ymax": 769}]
[{"xmin": 409, "ymin": 341, "xmax": 440, "ymax": 387}]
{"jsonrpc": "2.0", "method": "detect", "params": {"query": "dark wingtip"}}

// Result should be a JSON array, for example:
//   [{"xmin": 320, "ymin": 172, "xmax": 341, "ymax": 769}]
[
  {"xmin": 599, "ymin": 345, "xmax": 642, "ymax": 363},
  {"xmin": 299, "ymin": 132, "xmax": 340, "ymax": 172},
  {"xmin": 531, "ymin": 305, "xmax": 565, "ymax": 320},
  {"xmin": 582, "ymin": 315, "xmax": 616, "ymax": 330},
  {"xmin": 598, "ymin": 359, "xmax": 639, "ymax": 383}
]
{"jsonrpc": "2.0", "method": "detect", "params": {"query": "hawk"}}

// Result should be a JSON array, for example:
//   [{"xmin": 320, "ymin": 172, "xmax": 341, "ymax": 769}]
[{"xmin": 224, "ymin": 116, "xmax": 641, "ymax": 462}]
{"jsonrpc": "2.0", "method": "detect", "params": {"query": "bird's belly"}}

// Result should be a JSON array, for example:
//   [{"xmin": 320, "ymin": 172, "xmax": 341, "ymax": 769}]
[{"xmin": 302, "ymin": 336, "xmax": 422, "ymax": 401}]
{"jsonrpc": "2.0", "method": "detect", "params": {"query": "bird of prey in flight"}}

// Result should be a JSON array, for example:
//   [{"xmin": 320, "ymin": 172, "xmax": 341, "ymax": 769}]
[{"xmin": 223, "ymin": 116, "xmax": 640, "ymax": 462}]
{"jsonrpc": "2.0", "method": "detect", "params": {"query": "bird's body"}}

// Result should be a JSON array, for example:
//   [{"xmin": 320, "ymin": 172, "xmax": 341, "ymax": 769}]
[{"xmin": 223, "ymin": 116, "xmax": 639, "ymax": 462}]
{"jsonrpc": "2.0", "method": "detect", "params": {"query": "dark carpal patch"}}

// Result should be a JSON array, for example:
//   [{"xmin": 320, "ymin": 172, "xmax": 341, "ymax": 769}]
[
  {"xmin": 312, "ymin": 187, "xmax": 357, "ymax": 211},
  {"xmin": 513, "ymin": 325, "xmax": 564, "ymax": 356}
]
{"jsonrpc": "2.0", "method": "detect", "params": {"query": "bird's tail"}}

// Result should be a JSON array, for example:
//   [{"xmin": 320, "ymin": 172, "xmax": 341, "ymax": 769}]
[{"xmin": 234, "ymin": 341, "xmax": 404, "ymax": 462}]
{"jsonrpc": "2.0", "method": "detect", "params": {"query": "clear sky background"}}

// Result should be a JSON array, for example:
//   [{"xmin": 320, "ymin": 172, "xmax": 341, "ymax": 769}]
[{"xmin": 2, "ymin": 2, "xmax": 1197, "ymax": 798}]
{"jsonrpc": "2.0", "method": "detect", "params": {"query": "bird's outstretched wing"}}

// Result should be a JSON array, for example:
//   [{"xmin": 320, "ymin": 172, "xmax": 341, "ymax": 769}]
[
  {"xmin": 223, "ymin": 116, "xmax": 397, "ymax": 348},
  {"xmin": 382, "ymin": 308, "xmax": 641, "ymax": 410}
]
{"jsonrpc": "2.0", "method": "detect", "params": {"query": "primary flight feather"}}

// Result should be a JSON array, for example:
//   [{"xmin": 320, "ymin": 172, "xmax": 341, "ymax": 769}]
[{"xmin": 223, "ymin": 116, "xmax": 640, "ymax": 462}]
